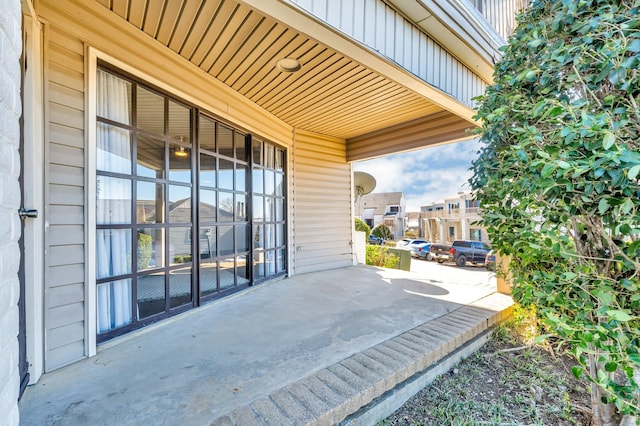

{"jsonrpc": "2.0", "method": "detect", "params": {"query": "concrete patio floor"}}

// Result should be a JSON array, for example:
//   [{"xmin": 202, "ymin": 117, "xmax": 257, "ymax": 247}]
[{"xmin": 19, "ymin": 263, "xmax": 512, "ymax": 425}]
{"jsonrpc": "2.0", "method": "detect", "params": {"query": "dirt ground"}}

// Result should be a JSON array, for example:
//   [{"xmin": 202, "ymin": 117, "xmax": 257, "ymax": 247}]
[{"xmin": 380, "ymin": 321, "xmax": 592, "ymax": 425}]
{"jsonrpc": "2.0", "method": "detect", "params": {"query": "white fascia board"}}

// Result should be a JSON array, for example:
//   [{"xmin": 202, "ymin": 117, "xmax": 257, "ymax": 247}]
[{"xmin": 243, "ymin": 0, "xmax": 477, "ymax": 124}]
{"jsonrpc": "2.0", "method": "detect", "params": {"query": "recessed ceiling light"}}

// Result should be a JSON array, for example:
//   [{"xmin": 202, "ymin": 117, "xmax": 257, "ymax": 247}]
[{"xmin": 276, "ymin": 58, "xmax": 302, "ymax": 73}]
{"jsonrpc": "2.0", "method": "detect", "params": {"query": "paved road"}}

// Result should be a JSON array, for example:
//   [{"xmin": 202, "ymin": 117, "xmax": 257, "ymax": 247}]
[{"xmin": 409, "ymin": 254, "xmax": 496, "ymax": 290}]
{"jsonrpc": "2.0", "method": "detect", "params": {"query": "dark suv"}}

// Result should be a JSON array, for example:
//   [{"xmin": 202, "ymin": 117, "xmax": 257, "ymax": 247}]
[{"xmin": 449, "ymin": 240, "xmax": 491, "ymax": 267}]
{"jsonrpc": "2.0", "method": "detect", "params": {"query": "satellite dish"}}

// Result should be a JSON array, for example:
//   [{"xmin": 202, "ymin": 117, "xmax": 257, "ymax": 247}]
[{"xmin": 354, "ymin": 171, "xmax": 376, "ymax": 197}]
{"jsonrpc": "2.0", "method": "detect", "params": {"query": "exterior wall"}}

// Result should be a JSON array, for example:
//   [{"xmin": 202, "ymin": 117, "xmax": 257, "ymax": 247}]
[
  {"xmin": 470, "ymin": 0, "xmax": 527, "ymax": 41},
  {"xmin": 0, "ymin": 0, "xmax": 22, "ymax": 423},
  {"xmin": 37, "ymin": 0, "xmax": 294, "ymax": 370},
  {"xmin": 292, "ymin": 130, "xmax": 352, "ymax": 274},
  {"xmin": 45, "ymin": 24, "xmax": 87, "ymax": 371},
  {"xmin": 290, "ymin": 0, "xmax": 488, "ymax": 107}
]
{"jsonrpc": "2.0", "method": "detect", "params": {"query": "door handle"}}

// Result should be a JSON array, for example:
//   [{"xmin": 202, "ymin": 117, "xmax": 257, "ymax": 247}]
[{"xmin": 18, "ymin": 208, "xmax": 38, "ymax": 219}]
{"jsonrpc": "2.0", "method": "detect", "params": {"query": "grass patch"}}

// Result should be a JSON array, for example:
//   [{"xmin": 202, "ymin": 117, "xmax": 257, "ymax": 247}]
[{"xmin": 379, "ymin": 304, "xmax": 591, "ymax": 425}]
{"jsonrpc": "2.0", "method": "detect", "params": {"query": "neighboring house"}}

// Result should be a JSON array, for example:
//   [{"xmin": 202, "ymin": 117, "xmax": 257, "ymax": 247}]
[
  {"xmin": 2, "ymin": 0, "xmax": 524, "ymax": 421},
  {"xmin": 405, "ymin": 212, "xmax": 421, "ymax": 234},
  {"xmin": 420, "ymin": 191, "xmax": 488, "ymax": 243},
  {"xmin": 356, "ymin": 192, "xmax": 406, "ymax": 240}
]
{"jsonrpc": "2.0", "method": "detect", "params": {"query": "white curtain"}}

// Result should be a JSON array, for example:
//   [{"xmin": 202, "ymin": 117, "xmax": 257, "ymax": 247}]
[{"xmin": 96, "ymin": 70, "xmax": 133, "ymax": 333}]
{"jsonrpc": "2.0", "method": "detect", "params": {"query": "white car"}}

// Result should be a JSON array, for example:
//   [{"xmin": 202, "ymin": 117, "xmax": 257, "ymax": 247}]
[{"xmin": 396, "ymin": 239, "xmax": 430, "ymax": 251}]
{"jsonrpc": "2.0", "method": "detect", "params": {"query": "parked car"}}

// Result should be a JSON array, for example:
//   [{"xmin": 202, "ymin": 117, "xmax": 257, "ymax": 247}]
[
  {"xmin": 411, "ymin": 242, "xmax": 433, "ymax": 260},
  {"xmin": 397, "ymin": 239, "xmax": 430, "ymax": 251},
  {"xmin": 395, "ymin": 238, "xmax": 413, "ymax": 249},
  {"xmin": 368, "ymin": 235, "xmax": 383, "ymax": 245},
  {"xmin": 430, "ymin": 240, "xmax": 492, "ymax": 267}
]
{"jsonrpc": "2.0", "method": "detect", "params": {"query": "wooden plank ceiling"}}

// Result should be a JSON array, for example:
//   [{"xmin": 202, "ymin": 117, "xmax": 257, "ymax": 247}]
[{"xmin": 95, "ymin": 0, "xmax": 449, "ymax": 142}]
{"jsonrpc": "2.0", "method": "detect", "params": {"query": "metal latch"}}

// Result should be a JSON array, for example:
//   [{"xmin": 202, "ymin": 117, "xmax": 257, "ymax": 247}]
[{"xmin": 18, "ymin": 208, "xmax": 38, "ymax": 219}]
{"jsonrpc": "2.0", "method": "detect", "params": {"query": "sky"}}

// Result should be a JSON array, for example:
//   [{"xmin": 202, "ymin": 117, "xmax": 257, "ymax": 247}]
[{"xmin": 353, "ymin": 138, "xmax": 483, "ymax": 212}]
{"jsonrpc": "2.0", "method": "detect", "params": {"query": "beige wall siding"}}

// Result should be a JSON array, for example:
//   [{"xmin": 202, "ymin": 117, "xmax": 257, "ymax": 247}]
[
  {"xmin": 289, "ymin": 0, "xmax": 487, "ymax": 107},
  {"xmin": 292, "ymin": 130, "xmax": 353, "ymax": 274},
  {"xmin": 44, "ymin": 25, "xmax": 87, "ymax": 371}
]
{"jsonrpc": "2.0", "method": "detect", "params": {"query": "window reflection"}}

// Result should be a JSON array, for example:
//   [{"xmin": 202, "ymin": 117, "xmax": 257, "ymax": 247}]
[
  {"xmin": 169, "ymin": 267, "xmax": 192, "ymax": 308},
  {"xmin": 169, "ymin": 185, "xmax": 191, "ymax": 223},
  {"xmin": 219, "ymin": 158, "xmax": 233, "ymax": 190},
  {"xmin": 235, "ymin": 132, "xmax": 246, "ymax": 160},
  {"xmin": 219, "ymin": 257, "xmax": 235, "ymax": 289},
  {"xmin": 137, "ymin": 181, "xmax": 164, "ymax": 224},
  {"xmin": 169, "ymin": 143, "xmax": 191, "ymax": 183},
  {"xmin": 219, "ymin": 226, "xmax": 234, "ymax": 256},
  {"xmin": 218, "ymin": 124, "xmax": 233, "ymax": 157},
  {"xmin": 219, "ymin": 192, "xmax": 233, "ymax": 221},
  {"xmin": 137, "ymin": 272, "xmax": 165, "ymax": 318},
  {"xmin": 200, "ymin": 154, "xmax": 216, "ymax": 187},
  {"xmin": 200, "ymin": 115, "xmax": 215, "ymax": 152},
  {"xmin": 199, "ymin": 227, "xmax": 216, "ymax": 260},
  {"xmin": 137, "ymin": 228, "xmax": 164, "ymax": 271},
  {"xmin": 97, "ymin": 123, "xmax": 131, "ymax": 174},
  {"xmin": 97, "ymin": 229, "xmax": 132, "ymax": 279},
  {"xmin": 168, "ymin": 101, "xmax": 190, "ymax": 142},
  {"xmin": 169, "ymin": 227, "xmax": 192, "ymax": 265},
  {"xmin": 97, "ymin": 176, "xmax": 131, "ymax": 225},
  {"xmin": 199, "ymin": 189, "xmax": 216, "ymax": 223},
  {"xmin": 137, "ymin": 87, "xmax": 164, "ymax": 134},
  {"xmin": 137, "ymin": 134, "xmax": 165, "ymax": 179}
]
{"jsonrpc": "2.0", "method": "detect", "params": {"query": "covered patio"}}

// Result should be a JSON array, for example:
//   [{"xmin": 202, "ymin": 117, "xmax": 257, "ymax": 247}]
[{"xmin": 20, "ymin": 264, "xmax": 512, "ymax": 425}]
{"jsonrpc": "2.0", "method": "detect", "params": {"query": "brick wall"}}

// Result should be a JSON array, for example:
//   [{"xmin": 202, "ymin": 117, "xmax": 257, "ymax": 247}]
[{"xmin": 0, "ymin": 0, "xmax": 22, "ymax": 424}]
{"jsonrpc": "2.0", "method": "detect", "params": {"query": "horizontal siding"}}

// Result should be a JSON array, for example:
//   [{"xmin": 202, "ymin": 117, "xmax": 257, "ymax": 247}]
[
  {"xmin": 293, "ymin": 130, "xmax": 352, "ymax": 274},
  {"xmin": 45, "ymin": 27, "xmax": 87, "ymax": 371},
  {"xmin": 291, "ymin": 0, "xmax": 487, "ymax": 107},
  {"xmin": 48, "ymin": 321, "xmax": 85, "ymax": 350},
  {"xmin": 48, "ymin": 284, "xmax": 85, "ymax": 309},
  {"xmin": 48, "ymin": 264, "xmax": 85, "ymax": 289},
  {"xmin": 47, "ymin": 340, "xmax": 85, "ymax": 371}
]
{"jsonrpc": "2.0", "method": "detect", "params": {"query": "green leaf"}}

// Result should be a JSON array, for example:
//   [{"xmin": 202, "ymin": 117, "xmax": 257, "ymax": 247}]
[
  {"xmin": 606, "ymin": 310, "xmax": 632, "ymax": 322},
  {"xmin": 604, "ymin": 361, "xmax": 618, "ymax": 372},
  {"xmin": 628, "ymin": 39, "xmax": 640, "ymax": 53},
  {"xmin": 572, "ymin": 366, "xmax": 583, "ymax": 379},
  {"xmin": 620, "ymin": 199, "xmax": 633, "ymax": 215},
  {"xmin": 541, "ymin": 163, "xmax": 556, "ymax": 178},
  {"xmin": 533, "ymin": 334, "xmax": 552, "ymax": 344},
  {"xmin": 628, "ymin": 164, "xmax": 640, "ymax": 180},
  {"xmin": 598, "ymin": 198, "xmax": 610, "ymax": 214},
  {"xmin": 602, "ymin": 131, "xmax": 615, "ymax": 150},
  {"xmin": 557, "ymin": 160, "xmax": 570, "ymax": 169}
]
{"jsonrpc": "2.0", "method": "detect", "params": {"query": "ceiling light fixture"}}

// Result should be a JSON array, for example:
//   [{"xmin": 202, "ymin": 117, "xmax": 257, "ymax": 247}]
[
  {"xmin": 276, "ymin": 58, "xmax": 302, "ymax": 73},
  {"xmin": 175, "ymin": 146, "xmax": 189, "ymax": 157}
]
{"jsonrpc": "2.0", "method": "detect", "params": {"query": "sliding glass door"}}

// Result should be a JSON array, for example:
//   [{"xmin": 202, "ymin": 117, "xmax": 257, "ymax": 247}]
[{"xmin": 95, "ymin": 66, "xmax": 285, "ymax": 341}]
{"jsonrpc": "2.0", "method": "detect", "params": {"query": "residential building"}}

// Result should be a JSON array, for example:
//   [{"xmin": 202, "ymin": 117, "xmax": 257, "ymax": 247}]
[
  {"xmin": 4, "ymin": 0, "xmax": 524, "ymax": 421},
  {"xmin": 356, "ymin": 192, "xmax": 406, "ymax": 240},
  {"xmin": 406, "ymin": 212, "xmax": 421, "ymax": 235},
  {"xmin": 420, "ymin": 191, "xmax": 488, "ymax": 243}
]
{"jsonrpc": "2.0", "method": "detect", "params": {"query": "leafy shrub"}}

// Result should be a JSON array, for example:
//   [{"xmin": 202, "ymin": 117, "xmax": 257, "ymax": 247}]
[
  {"xmin": 371, "ymin": 224, "xmax": 393, "ymax": 240},
  {"xmin": 137, "ymin": 233, "xmax": 152, "ymax": 270},
  {"xmin": 471, "ymin": 0, "xmax": 640, "ymax": 422},
  {"xmin": 354, "ymin": 217, "xmax": 371, "ymax": 239},
  {"xmin": 366, "ymin": 245, "xmax": 399, "ymax": 268}
]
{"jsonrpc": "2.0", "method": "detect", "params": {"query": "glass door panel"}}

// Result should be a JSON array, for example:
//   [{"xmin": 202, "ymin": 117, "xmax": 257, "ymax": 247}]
[{"xmin": 169, "ymin": 267, "xmax": 192, "ymax": 308}]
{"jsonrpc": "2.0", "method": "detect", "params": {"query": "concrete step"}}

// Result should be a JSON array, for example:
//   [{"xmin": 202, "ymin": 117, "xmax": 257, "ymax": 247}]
[{"xmin": 212, "ymin": 292, "xmax": 514, "ymax": 426}]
